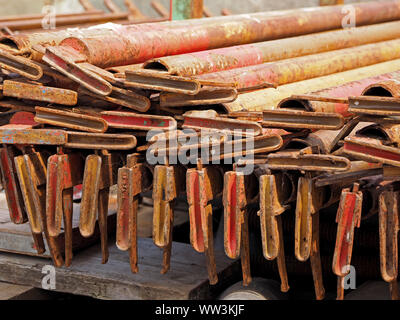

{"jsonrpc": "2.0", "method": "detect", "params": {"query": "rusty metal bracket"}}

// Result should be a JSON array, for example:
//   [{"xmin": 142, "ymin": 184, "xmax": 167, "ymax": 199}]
[
  {"xmin": 14, "ymin": 150, "xmax": 64, "ymax": 267},
  {"xmin": 290, "ymin": 94, "xmax": 348, "ymax": 104},
  {"xmin": 125, "ymin": 70, "xmax": 201, "ymax": 95},
  {"xmin": 187, "ymin": 162, "xmax": 223, "ymax": 285},
  {"xmin": 79, "ymin": 62, "xmax": 122, "ymax": 85},
  {"xmin": 160, "ymin": 87, "xmax": 238, "ymax": 107},
  {"xmin": 0, "ymin": 145, "xmax": 27, "ymax": 224},
  {"xmin": 0, "ymin": 48, "xmax": 43, "ymax": 80},
  {"xmin": 333, "ymin": 184, "xmax": 362, "ymax": 300},
  {"xmin": 43, "ymin": 45, "xmax": 112, "ymax": 96},
  {"xmin": 383, "ymin": 165, "xmax": 400, "ymax": 180},
  {"xmin": 153, "ymin": 163, "xmax": 185, "ymax": 274},
  {"xmin": 117, "ymin": 153, "xmax": 152, "ymax": 273},
  {"xmin": 344, "ymin": 137, "xmax": 400, "ymax": 168},
  {"xmin": 0, "ymin": 129, "xmax": 137, "ymax": 150},
  {"xmin": 295, "ymin": 174, "xmax": 325, "ymax": 300},
  {"xmin": 261, "ymin": 109, "xmax": 344, "ymax": 131},
  {"xmin": 240, "ymin": 147, "xmax": 350, "ymax": 172},
  {"xmin": 186, "ymin": 134, "xmax": 284, "ymax": 164},
  {"xmin": 46, "ymin": 151, "xmax": 84, "ymax": 266},
  {"xmin": 100, "ymin": 111, "xmax": 177, "ymax": 131},
  {"xmin": 183, "ymin": 115, "xmax": 262, "ymax": 137},
  {"xmin": 258, "ymin": 173, "xmax": 290, "ymax": 292},
  {"xmin": 3, "ymin": 80, "xmax": 78, "ymax": 106},
  {"xmin": 223, "ymin": 170, "xmax": 257, "ymax": 286},
  {"xmin": 348, "ymin": 96, "xmax": 400, "ymax": 116},
  {"xmin": 65, "ymin": 132, "xmax": 137, "ymax": 150},
  {"xmin": 81, "ymin": 86, "xmax": 151, "ymax": 113},
  {"xmin": 379, "ymin": 185, "xmax": 400, "ymax": 300},
  {"xmin": 35, "ymin": 107, "xmax": 108, "ymax": 133},
  {"xmin": 146, "ymin": 129, "xmax": 227, "ymax": 156},
  {"xmin": 79, "ymin": 150, "xmax": 117, "ymax": 264}
]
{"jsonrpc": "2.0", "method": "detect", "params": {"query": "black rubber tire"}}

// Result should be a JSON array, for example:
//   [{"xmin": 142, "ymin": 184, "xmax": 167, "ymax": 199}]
[{"xmin": 218, "ymin": 278, "xmax": 287, "ymax": 300}]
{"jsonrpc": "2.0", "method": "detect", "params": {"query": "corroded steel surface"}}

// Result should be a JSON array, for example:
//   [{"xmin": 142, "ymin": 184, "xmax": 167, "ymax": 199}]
[
  {"xmin": 0, "ymin": 146, "xmax": 27, "ymax": 224},
  {"xmin": 80, "ymin": 151, "xmax": 116, "ymax": 264},
  {"xmin": 82, "ymin": 86, "xmax": 151, "ymax": 112},
  {"xmin": 101, "ymin": 111, "xmax": 177, "ymax": 131},
  {"xmin": 0, "ymin": 129, "xmax": 67, "ymax": 145},
  {"xmin": 197, "ymin": 39, "xmax": 400, "ymax": 90},
  {"xmin": 258, "ymin": 174, "xmax": 289, "ymax": 292},
  {"xmin": 295, "ymin": 174, "xmax": 325, "ymax": 300},
  {"xmin": 14, "ymin": 151, "xmax": 64, "ymax": 267},
  {"xmin": 160, "ymin": 87, "xmax": 238, "ymax": 107},
  {"xmin": 46, "ymin": 152, "xmax": 84, "ymax": 266},
  {"xmin": 124, "ymin": 70, "xmax": 201, "ymax": 95},
  {"xmin": 182, "ymin": 115, "xmax": 262, "ymax": 136},
  {"xmin": 0, "ymin": 49, "xmax": 43, "ymax": 80},
  {"xmin": 348, "ymin": 96, "xmax": 400, "ymax": 116},
  {"xmin": 117, "ymin": 154, "xmax": 152, "ymax": 273},
  {"xmin": 144, "ymin": 21, "xmax": 400, "ymax": 77},
  {"xmin": 3, "ymin": 81, "xmax": 78, "ymax": 106},
  {"xmin": 187, "ymin": 163, "xmax": 222, "ymax": 284},
  {"xmin": 65, "ymin": 132, "xmax": 137, "ymax": 150},
  {"xmin": 261, "ymin": 110, "xmax": 344, "ymax": 131},
  {"xmin": 2, "ymin": 1, "xmax": 400, "ymax": 299},
  {"xmin": 255, "ymin": 152, "xmax": 351, "ymax": 172},
  {"xmin": 54, "ymin": 1, "xmax": 400, "ymax": 68},
  {"xmin": 35, "ymin": 107, "xmax": 108, "ymax": 133},
  {"xmin": 333, "ymin": 184, "xmax": 362, "ymax": 300},
  {"xmin": 152, "ymin": 164, "xmax": 185, "ymax": 274},
  {"xmin": 379, "ymin": 186, "xmax": 400, "ymax": 300}
]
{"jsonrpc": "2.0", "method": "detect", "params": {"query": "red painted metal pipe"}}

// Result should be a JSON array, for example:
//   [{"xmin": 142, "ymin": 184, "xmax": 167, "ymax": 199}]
[
  {"xmin": 0, "ymin": 19, "xmax": 165, "ymax": 58},
  {"xmin": 143, "ymin": 21, "xmax": 400, "ymax": 77},
  {"xmin": 57, "ymin": 1, "xmax": 400, "ymax": 68},
  {"xmin": 196, "ymin": 39, "xmax": 400, "ymax": 91}
]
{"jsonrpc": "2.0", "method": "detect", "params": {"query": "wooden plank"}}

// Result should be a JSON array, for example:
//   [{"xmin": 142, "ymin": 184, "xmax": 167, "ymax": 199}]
[
  {"xmin": 0, "ymin": 207, "xmax": 117, "ymax": 258},
  {"xmin": 0, "ymin": 190, "xmax": 117, "ymax": 257},
  {"xmin": 0, "ymin": 238, "xmax": 240, "ymax": 300},
  {"xmin": 0, "ymin": 207, "xmax": 50, "ymax": 257},
  {"xmin": 0, "ymin": 191, "xmax": 188, "ymax": 254}
]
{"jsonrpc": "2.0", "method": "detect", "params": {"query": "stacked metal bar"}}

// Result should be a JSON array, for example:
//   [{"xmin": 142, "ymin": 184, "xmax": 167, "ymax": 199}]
[{"xmin": 1, "ymin": 0, "xmax": 400, "ymax": 300}]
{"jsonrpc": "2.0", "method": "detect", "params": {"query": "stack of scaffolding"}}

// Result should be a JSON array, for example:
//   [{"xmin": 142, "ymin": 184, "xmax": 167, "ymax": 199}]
[{"xmin": 1, "ymin": 0, "xmax": 400, "ymax": 300}]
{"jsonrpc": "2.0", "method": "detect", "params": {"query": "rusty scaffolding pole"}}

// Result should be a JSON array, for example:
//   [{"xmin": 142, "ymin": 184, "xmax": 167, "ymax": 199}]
[{"xmin": 170, "ymin": 0, "xmax": 204, "ymax": 20}]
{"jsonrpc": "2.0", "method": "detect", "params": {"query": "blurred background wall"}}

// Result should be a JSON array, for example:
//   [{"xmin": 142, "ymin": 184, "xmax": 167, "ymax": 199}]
[{"xmin": 0, "ymin": 0, "xmax": 387, "ymax": 17}]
